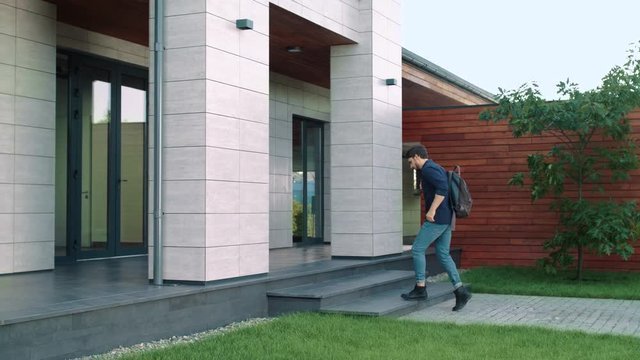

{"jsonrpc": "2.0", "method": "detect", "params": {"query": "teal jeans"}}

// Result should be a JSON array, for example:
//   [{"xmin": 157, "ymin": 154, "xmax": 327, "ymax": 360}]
[{"xmin": 411, "ymin": 221, "xmax": 462, "ymax": 288}]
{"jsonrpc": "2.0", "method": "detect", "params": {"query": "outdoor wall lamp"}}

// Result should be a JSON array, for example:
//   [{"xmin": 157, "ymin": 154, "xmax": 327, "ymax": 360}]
[
  {"xmin": 236, "ymin": 19, "xmax": 254, "ymax": 30},
  {"xmin": 385, "ymin": 78, "xmax": 397, "ymax": 86}
]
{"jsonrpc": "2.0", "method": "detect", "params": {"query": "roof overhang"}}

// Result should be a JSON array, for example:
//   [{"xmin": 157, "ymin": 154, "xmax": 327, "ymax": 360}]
[{"xmin": 402, "ymin": 49, "xmax": 496, "ymax": 108}]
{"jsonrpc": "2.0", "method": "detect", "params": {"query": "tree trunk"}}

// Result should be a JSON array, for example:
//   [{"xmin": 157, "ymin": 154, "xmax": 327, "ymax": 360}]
[
  {"xmin": 576, "ymin": 244, "xmax": 584, "ymax": 281},
  {"xmin": 577, "ymin": 173, "xmax": 584, "ymax": 282}
]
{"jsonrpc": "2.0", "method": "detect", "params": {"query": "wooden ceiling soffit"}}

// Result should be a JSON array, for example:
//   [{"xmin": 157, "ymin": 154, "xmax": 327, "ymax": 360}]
[
  {"xmin": 269, "ymin": 4, "xmax": 355, "ymax": 88},
  {"xmin": 402, "ymin": 78, "xmax": 465, "ymax": 108},
  {"xmin": 403, "ymin": 63, "xmax": 490, "ymax": 106},
  {"xmin": 45, "ymin": 0, "xmax": 149, "ymax": 46}
]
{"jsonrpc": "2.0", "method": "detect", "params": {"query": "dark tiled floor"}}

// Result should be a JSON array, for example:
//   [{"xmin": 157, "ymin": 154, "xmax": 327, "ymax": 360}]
[
  {"xmin": 268, "ymin": 243, "xmax": 332, "ymax": 272},
  {"xmin": 0, "ymin": 244, "xmax": 367, "ymax": 325}
]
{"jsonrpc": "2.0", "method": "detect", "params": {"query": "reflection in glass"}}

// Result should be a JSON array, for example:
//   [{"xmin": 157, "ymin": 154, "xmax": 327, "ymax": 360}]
[
  {"xmin": 292, "ymin": 119, "xmax": 303, "ymax": 239},
  {"xmin": 306, "ymin": 123, "xmax": 322, "ymax": 238},
  {"xmin": 120, "ymin": 75, "xmax": 146, "ymax": 247},
  {"xmin": 291, "ymin": 117, "xmax": 323, "ymax": 243},
  {"xmin": 81, "ymin": 70, "xmax": 110, "ymax": 251}
]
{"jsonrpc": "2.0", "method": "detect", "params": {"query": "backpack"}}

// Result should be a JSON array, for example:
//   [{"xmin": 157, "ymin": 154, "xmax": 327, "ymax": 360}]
[{"xmin": 448, "ymin": 165, "xmax": 472, "ymax": 218}]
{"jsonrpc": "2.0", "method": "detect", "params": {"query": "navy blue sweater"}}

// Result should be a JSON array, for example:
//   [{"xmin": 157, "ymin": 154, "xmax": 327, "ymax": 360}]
[{"xmin": 421, "ymin": 160, "xmax": 453, "ymax": 225}]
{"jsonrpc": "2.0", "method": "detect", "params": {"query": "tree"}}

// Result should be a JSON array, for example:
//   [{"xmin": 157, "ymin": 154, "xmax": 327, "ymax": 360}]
[{"xmin": 479, "ymin": 43, "xmax": 640, "ymax": 280}]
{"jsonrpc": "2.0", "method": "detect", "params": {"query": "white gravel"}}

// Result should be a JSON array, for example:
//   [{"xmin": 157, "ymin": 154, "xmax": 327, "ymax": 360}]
[{"xmin": 73, "ymin": 317, "xmax": 274, "ymax": 360}]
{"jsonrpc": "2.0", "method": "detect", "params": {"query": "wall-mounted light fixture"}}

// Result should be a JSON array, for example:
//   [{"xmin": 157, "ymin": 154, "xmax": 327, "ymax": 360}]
[
  {"xmin": 286, "ymin": 46, "xmax": 302, "ymax": 53},
  {"xmin": 236, "ymin": 19, "xmax": 254, "ymax": 30},
  {"xmin": 385, "ymin": 78, "xmax": 397, "ymax": 86}
]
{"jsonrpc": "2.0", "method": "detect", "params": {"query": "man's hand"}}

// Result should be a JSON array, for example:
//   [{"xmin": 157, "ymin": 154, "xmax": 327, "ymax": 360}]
[
  {"xmin": 426, "ymin": 210, "xmax": 435, "ymax": 222},
  {"xmin": 426, "ymin": 194, "xmax": 445, "ymax": 223}
]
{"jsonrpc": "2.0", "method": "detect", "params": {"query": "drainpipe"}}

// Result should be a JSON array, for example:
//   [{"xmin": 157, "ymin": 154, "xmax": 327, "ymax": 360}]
[{"xmin": 152, "ymin": 0, "xmax": 164, "ymax": 285}]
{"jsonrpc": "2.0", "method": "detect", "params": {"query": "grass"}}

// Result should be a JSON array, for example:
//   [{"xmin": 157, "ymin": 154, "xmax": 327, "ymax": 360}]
[
  {"xmin": 460, "ymin": 266, "xmax": 640, "ymax": 300},
  {"xmin": 118, "ymin": 313, "xmax": 639, "ymax": 360},
  {"xmin": 108, "ymin": 266, "xmax": 640, "ymax": 359}
]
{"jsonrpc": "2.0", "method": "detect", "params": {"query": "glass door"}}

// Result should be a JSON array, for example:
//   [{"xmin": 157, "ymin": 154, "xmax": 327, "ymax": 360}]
[
  {"xmin": 292, "ymin": 116, "xmax": 324, "ymax": 244},
  {"xmin": 55, "ymin": 52, "xmax": 147, "ymax": 261},
  {"xmin": 117, "ymin": 74, "xmax": 147, "ymax": 254},
  {"xmin": 79, "ymin": 65, "xmax": 111, "ymax": 256}
]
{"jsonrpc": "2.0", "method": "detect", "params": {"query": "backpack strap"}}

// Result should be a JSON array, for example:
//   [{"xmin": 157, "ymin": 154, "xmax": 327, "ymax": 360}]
[
  {"xmin": 448, "ymin": 167, "xmax": 454, "ymax": 208},
  {"xmin": 448, "ymin": 165, "xmax": 462, "ymax": 211}
]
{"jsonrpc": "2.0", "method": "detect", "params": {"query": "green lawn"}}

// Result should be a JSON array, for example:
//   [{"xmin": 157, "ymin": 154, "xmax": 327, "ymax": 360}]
[
  {"xmin": 118, "ymin": 313, "xmax": 639, "ymax": 360},
  {"xmin": 107, "ymin": 266, "xmax": 640, "ymax": 359},
  {"xmin": 460, "ymin": 266, "xmax": 640, "ymax": 300}
]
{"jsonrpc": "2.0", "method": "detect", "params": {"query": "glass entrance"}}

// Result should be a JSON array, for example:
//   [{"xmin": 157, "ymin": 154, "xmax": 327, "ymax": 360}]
[
  {"xmin": 292, "ymin": 117, "xmax": 324, "ymax": 243},
  {"xmin": 55, "ymin": 52, "xmax": 147, "ymax": 261},
  {"xmin": 79, "ymin": 65, "xmax": 110, "ymax": 254},
  {"xmin": 119, "ymin": 75, "xmax": 147, "ymax": 251}
]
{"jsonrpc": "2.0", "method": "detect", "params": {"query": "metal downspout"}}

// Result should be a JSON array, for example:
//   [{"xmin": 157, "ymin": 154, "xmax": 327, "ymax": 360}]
[{"xmin": 153, "ymin": 0, "xmax": 164, "ymax": 285}]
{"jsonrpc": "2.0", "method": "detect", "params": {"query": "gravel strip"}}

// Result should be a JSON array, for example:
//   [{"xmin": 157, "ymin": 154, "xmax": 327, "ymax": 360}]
[{"xmin": 73, "ymin": 317, "xmax": 274, "ymax": 360}]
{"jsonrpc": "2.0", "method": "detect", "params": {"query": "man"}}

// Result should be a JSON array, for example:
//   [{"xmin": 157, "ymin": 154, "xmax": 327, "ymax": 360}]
[{"xmin": 402, "ymin": 144, "xmax": 471, "ymax": 311}]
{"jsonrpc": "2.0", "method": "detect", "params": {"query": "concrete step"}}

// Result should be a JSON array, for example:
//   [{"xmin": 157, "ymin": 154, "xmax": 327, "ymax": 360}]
[
  {"xmin": 267, "ymin": 270, "xmax": 415, "ymax": 315},
  {"xmin": 264, "ymin": 248, "xmax": 462, "ymax": 299},
  {"xmin": 320, "ymin": 282, "xmax": 456, "ymax": 317}
]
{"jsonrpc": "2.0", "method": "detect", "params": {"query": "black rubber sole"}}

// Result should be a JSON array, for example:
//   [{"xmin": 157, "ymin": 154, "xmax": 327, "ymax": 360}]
[{"xmin": 401, "ymin": 294, "xmax": 428, "ymax": 301}]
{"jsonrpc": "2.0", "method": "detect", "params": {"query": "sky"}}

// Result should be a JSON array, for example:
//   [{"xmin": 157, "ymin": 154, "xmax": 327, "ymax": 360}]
[{"xmin": 402, "ymin": 0, "xmax": 640, "ymax": 100}]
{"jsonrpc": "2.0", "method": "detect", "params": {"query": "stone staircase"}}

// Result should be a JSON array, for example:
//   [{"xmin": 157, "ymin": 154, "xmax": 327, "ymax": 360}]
[{"xmin": 267, "ymin": 268, "xmax": 457, "ymax": 317}]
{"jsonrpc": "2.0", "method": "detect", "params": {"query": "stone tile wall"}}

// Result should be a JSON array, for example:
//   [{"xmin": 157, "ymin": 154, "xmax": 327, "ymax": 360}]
[
  {"xmin": 0, "ymin": 0, "xmax": 56, "ymax": 274},
  {"xmin": 149, "ymin": 0, "xmax": 270, "ymax": 282},
  {"xmin": 268, "ymin": 72, "xmax": 330, "ymax": 249},
  {"xmin": 329, "ymin": 0, "xmax": 403, "ymax": 257}
]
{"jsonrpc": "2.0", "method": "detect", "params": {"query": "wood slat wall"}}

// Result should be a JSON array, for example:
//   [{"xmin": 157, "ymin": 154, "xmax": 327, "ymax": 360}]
[{"xmin": 403, "ymin": 106, "xmax": 640, "ymax": 271}]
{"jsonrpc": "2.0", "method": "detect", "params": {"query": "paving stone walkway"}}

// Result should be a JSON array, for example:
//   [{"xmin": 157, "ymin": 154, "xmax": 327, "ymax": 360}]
[{"xmin": 401, "ymin": 294, "xmax": 640, "ymax": 338}]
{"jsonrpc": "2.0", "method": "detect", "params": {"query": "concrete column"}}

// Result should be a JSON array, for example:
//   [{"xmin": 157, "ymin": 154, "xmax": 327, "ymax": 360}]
[
  {"xmin": 0, "ymin": 0, "xmax": 56, "ymax": 274},
  {"xmin": 329, "ymin": 0, "xmax": 402, "ymax": 257},
  {"xmin": 150, "ymin": 0, "xmax": 269, "ymax": 282}
]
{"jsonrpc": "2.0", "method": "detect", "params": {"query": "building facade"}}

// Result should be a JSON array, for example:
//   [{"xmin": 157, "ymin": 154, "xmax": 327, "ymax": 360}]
[{"xmin": 0, "ymin": 0, "xmax": 493, "ymax": 281}]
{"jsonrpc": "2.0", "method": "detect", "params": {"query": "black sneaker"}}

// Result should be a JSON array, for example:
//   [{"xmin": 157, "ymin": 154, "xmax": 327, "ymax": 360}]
[
  {"xmin": 401, "ymin": 285, "xmax": 427, "ymax": 301},
  {"xmin": 452, "ymin": 286, "xmax": 471, "ymax": 311}
]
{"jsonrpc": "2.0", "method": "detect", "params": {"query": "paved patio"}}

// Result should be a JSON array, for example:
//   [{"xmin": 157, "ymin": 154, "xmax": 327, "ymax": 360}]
[
  {"xmin": 0, "ymin": 245, "xmax": 336, "ymax": 325},
  {"xmin": 402, "ymin": 293, "xmax": 640, "ymax": 338}
]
